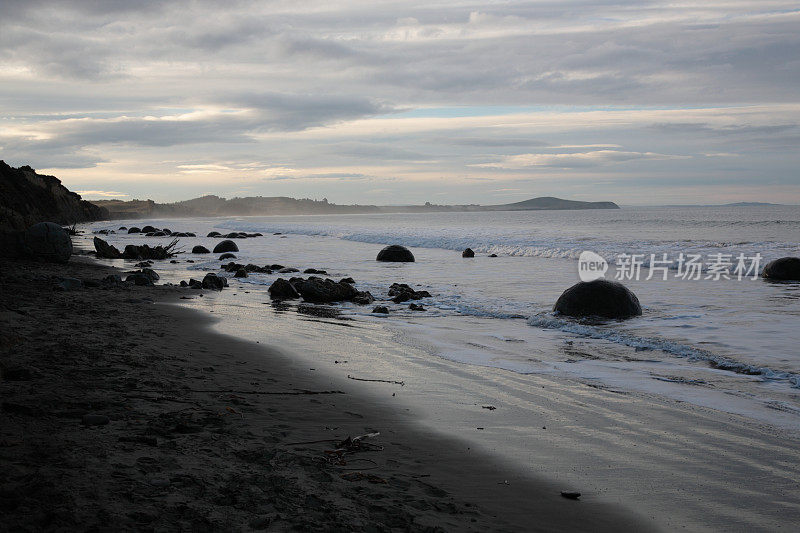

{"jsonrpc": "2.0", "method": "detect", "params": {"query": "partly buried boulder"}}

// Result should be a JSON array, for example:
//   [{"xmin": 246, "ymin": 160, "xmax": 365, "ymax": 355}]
[
  {"xmin": 141, "ymin": 225, "xmax": 158, "ymax": 233},
  {"xmin": 207, "ymin": 231, "xmax": 221, "ymax": 238},
  {"xmin": 219, "ymin": 253, "xmax": 236, "ymax": 260},
  {"xmin": 268, "ymin": 278, "xmax": 300, "ymax": 300},
  {"xmin": 127, "ymin": 227, "xmax": 141, "ymax": 234},
  {"xmin": 462, "ymin": 248, "xmax": 475, "ymax": 258},
  {"xmin": 94, "ymin": 236, "xmax": 122, "ymax": 259},
  {"xmin": 22, "ymin": 222, "xmax": 72, "ymax": 263},
  {"xmin": 553, "ymin": 279, "xmax": 641, "ymax": 319},
  {"xmin": 213, "ymin": 240, "xmax": 239, "ymax": 253},
  {"xmin": 377, "ymin": 244, "xmax": 414, "ymax": 262},
  {"xmin": 295, "ymin": 277, "xmax": 358, "ymax": 303},
  {"xmin": 192, "ymin": 245, "xmax": 210, "ymax": 254},
  {"xmin": 762, "ymin": 257, "xmax": 800, "ymax": 281}
]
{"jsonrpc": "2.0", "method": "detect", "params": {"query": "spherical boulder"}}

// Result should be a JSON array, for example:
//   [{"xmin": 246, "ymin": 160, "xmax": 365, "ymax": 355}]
[
  {"xmin": 462, "ymin": 248, "xmax": 475, "ymax": 258},
  {"xmin": 376, "ymin": 245, "xmax": 415, "ymax": 262},
  {"xmin": 213, "ymin": 240, "xmax": 239, "ymax": 253},
  {"xmin": 554, "ymin": 279, "xmax": 642, "ymax": 319},
  {"xmin": 218, "ymin": 253, "xmax": 236, "ymax": 260},
  {"xmin": 192, "ymin": 245, "xmax": 210, "ymax": 254},
  {"xmin": 207, "ymin": 231, "xmax": 221, "ymax": 238},
  {"xmin": 22, "ymin": 222, "xmax": 72, "ymax": 263},
  {"xmin": 762, "ymin": 257, "xmax": 800, "ymax": 281},
  {"xmin": 127, "ymin": 227, "xmax": 141, "ymax": 234},
  {"xmin": 141, "ymin": 225, "xmax": 158, "ymax": 233}
]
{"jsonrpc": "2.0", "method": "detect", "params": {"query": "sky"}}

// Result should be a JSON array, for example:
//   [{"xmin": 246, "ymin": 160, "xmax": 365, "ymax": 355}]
[{"xmin": 1, "ymin": 0, "xmax": 799, "ymax": 206}]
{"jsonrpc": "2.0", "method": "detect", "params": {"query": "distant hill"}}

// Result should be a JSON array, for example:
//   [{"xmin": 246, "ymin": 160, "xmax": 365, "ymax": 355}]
[
  {"xmin": 93, "ymin": 194, "xmax": 620, "ymax": 219},
  {"xmin": 489, "ymin": 196, "xmax": 619, "ymax": 211},
  {"xmin": 0, "ymin": 161, "xmax": 107, "ymax": 232}
]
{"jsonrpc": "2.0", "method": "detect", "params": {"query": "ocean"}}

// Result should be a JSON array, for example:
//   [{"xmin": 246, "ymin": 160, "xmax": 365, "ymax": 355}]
[{"xmin": 83, "ymin": 205, "xmax": 800, "ymax": 432}]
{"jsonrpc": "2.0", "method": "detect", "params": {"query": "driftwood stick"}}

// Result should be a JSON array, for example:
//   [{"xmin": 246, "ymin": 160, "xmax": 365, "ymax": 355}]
[{"xmin": 347, "ymin": 375, "xmax": 405, "ymax": 386}]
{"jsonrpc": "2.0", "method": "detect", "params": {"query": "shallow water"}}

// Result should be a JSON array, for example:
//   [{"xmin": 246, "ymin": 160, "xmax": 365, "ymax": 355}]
[{"xmin": 83, "ymin": 205, "xmax": 800, "ymax": 431}]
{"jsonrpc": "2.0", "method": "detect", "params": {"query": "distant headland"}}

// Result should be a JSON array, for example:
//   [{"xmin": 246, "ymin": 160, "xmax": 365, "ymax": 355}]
[{"xmin": 92, "ymin": 194, "xmax": 620, "ymax": 219}]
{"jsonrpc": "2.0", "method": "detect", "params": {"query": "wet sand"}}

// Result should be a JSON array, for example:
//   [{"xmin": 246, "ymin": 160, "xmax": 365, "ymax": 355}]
[{"xmin": 0, "ymin": 255, "xmax": 649, "ymax": 532}]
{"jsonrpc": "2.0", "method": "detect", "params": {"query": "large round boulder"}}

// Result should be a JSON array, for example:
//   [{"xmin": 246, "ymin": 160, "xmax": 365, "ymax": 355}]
[
  {"xmin": 141, "ymin": 225, "xmax": 158, "ymax": 233},
  {"xmin": 376, "ymin": 245, "xmax": 415, "ymax": 262},
  {"xmin": 127, "ymin": 227, "xmax": 141, "ymax": 234},
  {"xmin": 762, "ymin": 257, "xmax": 800, "ymax": 281},
  {"xmin": 192, "ymin": 245, "xmax": 210, "ymax": 254},
  {"xmin": 213, "ymin": 240, "xmax": 239, "ymax": 253},
  {"xmin": 22, "ymin": 222, "xmax": 72, "ymax": 263},
  {"xmin": 462, "ymin": 248, "xmax": 475, "ymax": 258},
  {"xmin": 553, "ymin": 279, "xmax": 642, "ymax": 319}
]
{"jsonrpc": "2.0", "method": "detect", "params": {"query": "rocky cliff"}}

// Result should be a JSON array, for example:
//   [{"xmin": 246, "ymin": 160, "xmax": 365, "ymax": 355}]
[{"xmin": 0, "ymin": 161, "xmax": 108, "ymax": 232}]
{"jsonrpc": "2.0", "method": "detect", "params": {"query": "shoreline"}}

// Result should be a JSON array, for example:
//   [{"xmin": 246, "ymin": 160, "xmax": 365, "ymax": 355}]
[{"xmin": 0, "ymin": 254, "xmax": 648, "ymax": 531}]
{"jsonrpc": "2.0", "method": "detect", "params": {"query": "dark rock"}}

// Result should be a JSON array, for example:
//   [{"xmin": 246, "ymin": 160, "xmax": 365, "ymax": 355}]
[
  {"xmin": 140, "ymin": 268, "xmax": 159, "ymax": 282},
  {"xmin": 207, "ymin": 231, "xmax": 221, "ymax": 237},
  {"xmin": 372, "ymin": 306, "xmax": 389, "ymax": 314},
  {"xmin": 489, "ymin": 254, "xmax": 498, "ymax": 258},
  {"xmin": 180, "ymin": 280, "xmax": 188, "ymax": 287},
  {"xmin": 188, "ymin": 279, "xmax": 203, "ymax": 289},
  {"xmin": 295, "ymin": 277, "xmax": 358, "ymax": 303},
  {"xmin": 388, "ymin": 283, "xmax": 431, "ymax": 303},
  {"xmin": 134, "ymin": 261, "xmax": 152, "ymax": 267},
  {"xmin": 219, "ymin": 253, "xmax": 236, "ymax": 260},
  {"xmin": 762, "ymin": 257, "xmax": 800, "ymax": 281},
  {"xmin": 94, "ymin": 236, "xmax": 122, "ymax": 259},
  {"xmin": 201, "ymin": 273, "xmax": 227, "ymax": 290},
  {"xmin": 560, "ymin": 491, "xmax": 581, "ymax": 500},
  {"xmin": 352, "ymin": 291, "xmax": 375, "ymax": 305},
  {"xmin": 126, "ymin": 273, "xmax": 153, "ymax": 286},
  {"xmin": 128, "ymin": 227, "xmax": 141, "ymax": 234},
  {"xmin": 462, "ymin": 248, "xmax": 475, "ymax": 258},
  {"xmin": 270, "ymin": 264, "xmax": 284, "ymax": 271},
  {"xmin": 244, "ymin": 264, "xmax": 262, "ymax": 272},
  {"xmin": 409, "ymin": 303, "xmax": 425, "ymax": 311},
  {"xmin": 251, "ymin": 233, "xmax": 263, "ymax": 237},
  {"xmin": 234, "ymin": 269, "xmax": 248, "ymax": 278},
  {"xmin": 119, "ymin": 226, "xmax": 127, "ymax": 230},
  {"xmin": 377, "ymin": 244, "xmax": 415, "ymax": 262},
  {"xmin": 22, "ymin": 222, "xmax": 72, "ymax": 263},
  {"xmin": 553, "ymin": 279, "xmax": 642, "ymax": 319},
  {"xmin": 304, "ymin": 268, "xmax": 327, "ymax": 275},
  {"xmin": 279, "ymin": 267, "xmax": 299, "ymax": 273},
  {"xmin": 274, "ymin": 232, "xmax": 282, "ymax": 235},
  {"xmin": 82, "ymin": 414, "xmax": 110, "ymax": 426},
  {"xmin": 192, "ymin": 245, "xmax": 211, "ymax": 254},
  {"xmin": 340, "ymin": 277, "xmax": 355, "ymax": 284},
  {"xmin": 162, "ymin": 228, "xmax": 171, "ymax": 234},
  {"xmin": 141, "ymin": 225, "xmax": 157, "ymax": 233},
  {"xmin": 186, "ymin": 232, "xmax": 196, "ymax": 237},
  {"xmin": 170, "ymin": 260, "xmax": 178, "ymax": 263},
  {"xmin": 213, "ymin": 240, "xmax": 239, "ymax": 253},
  {"xmin": 145, "ymin": 232, "xmax": 155, "ymax": 237},
  {"xmin": 268, "ymin": 278, "xmax": 300, "ymax": 300}
]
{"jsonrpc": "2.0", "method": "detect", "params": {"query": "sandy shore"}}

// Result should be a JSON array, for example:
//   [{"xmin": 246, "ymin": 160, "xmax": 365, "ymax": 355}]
[{"xmin": 0, "ymin": 255, "xmax": 648, "ymax": 532}]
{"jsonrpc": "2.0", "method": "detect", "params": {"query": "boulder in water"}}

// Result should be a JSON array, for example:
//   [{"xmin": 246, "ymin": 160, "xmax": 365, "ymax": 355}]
[
  {"xmin": 372, "ymin": 306, "xmax": 389, "ymax": 314},
  {"xmin": 141, "ymin": 225, "xmax": 157, "ymax": 233},
  {"xmin": 234, "ymin": 269, "xmax": 248, "ymax": 278},
  {"xmin": 377, "ymin": 244, "xmax": 415, "ymax": 262},
  {"xmin": 127, "ymin": 227, "xmax": 141, "ymax": 234},
  {"xmin": 462, "ymin": 248, "xmax": 475, "ymax": 258},
  {"xmin": 192, "ymin": 245, "xmax": 210, "ymax": 254},
  {"xmin": 553, "ymin": 279, "xmax": 642, "ymax": 319},
  {"xmin": 219, "ymin": 253, "xmax": 236, "ymax": 260},
  {"xmin": 207, "ymin": 231, "xmax": 221, "ymax": 238},
  {"xmin": 22, "ymin": 222, "xmax": 72, "ymax": 263},
  {"xmin": 762, "ymin": 257, "xmax": 800, "ymax": 281},
  {"xmin": 295, "ymin": 277, "xmax": 358, "ymax": 303},
  {"xmin": 213, "ymin": 240, "xmax": 239, "ymax": 253},
  {"xmin": 93, "ymin": 236, "xmax": 122, "ymax": 259},
  {"xmin": 268, "ymin": 278, "xmax": 300, "ymax": 300},
  {"xmin": 201, "ymin": 272, "xmax": 227, "ymax": 290}
]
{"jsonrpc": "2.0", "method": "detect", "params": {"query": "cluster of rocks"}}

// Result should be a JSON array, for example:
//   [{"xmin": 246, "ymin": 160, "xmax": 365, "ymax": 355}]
[
  {"xmin": 206, "ymin": 231, "xmax": 262, "ymax": 239},
  {"xmin": 125, "ymin": 226, "xmax": 196, "ymax": 237},
  {"xmin": 53, "ymin": 272, "xmax": 157, "ymax": 291},
  {"xmin": 217, "ymin": 261, "xmax": 329, "ymax": 279},
  {"xmin": 387, "ymin": 283, "xmax": 431, "ymax": 303},
  {"xmin": 125, "ymin": 267, "xmax": 160, "ymax": 286},
  {"xmin": 179, "ymin": 272, "xmax": 228, "ymax": 291},
  {"xmin": 268, "ymin": 276, "xmax": 373, "ymax": 305},
  {"xmin": 93, "ymin": 237, "xmax": 178, "ymax": 261}
]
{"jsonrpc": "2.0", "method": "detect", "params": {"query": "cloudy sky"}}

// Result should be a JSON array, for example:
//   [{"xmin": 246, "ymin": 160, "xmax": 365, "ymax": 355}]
[{"xmin": 1, "ymin": 0, "xmax": 799, "ymax": 205}]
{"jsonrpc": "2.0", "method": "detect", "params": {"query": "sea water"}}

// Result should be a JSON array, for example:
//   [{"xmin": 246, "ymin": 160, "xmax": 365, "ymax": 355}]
[{"xmin": 83, "ymin": 205, "xmax": 800, "ymax": 431}]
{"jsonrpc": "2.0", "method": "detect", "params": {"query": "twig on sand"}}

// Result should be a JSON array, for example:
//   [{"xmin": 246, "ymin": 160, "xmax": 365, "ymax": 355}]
[{"xmin": 347, "ymin": 375, "xmax": 405, "ymax": 386}]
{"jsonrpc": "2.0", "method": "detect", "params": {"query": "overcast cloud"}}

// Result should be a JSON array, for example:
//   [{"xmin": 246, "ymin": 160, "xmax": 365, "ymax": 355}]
[{"xmin": 0, "ymin": 0, "xmax": 798, "ymax": 204}]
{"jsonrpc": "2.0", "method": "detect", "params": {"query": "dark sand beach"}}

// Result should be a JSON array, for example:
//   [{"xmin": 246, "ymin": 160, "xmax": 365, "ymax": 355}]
[{"xmin": 0, "ymin": 254, "xmax": 650, "ymax": 532}]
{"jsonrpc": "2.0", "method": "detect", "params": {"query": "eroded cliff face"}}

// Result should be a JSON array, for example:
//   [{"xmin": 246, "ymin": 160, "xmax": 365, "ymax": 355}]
[{"xmin": 0, "ymin": 161, "xmax": 108, "ymax": 232}]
